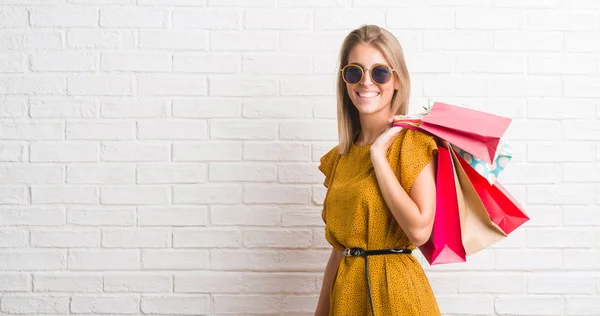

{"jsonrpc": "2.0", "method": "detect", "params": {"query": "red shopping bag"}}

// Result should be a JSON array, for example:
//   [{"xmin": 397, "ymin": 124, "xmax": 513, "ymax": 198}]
[
  {"xmin": 454, "ymin": 150, "xmax": 529, "ymax": 235},
  {"xmin": 419, "ymin": 144, "xmax": 466, "ymax": 265},
  {"xmin": 419, "ymin": 102, "xmax": 512, "ymax": 164}
]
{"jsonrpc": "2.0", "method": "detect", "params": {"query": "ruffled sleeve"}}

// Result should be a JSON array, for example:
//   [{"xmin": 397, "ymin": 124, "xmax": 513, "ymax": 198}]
[
  {"xmin": 391, "ymin": 129, "xmax": 438, "ymax": 194},
  {"xmin": 318, "ymin": 145, "xmax": 339, "ymax": 188}
]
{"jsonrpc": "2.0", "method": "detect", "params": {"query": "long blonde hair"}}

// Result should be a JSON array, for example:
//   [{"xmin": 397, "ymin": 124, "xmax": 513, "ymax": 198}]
[{"xmin": 336, "ymin": 25, "xmax": 411, "ymax": 154}]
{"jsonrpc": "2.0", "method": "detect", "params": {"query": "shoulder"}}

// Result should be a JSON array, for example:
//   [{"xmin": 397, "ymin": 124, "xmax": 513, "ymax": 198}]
[{"xmin": 318, "ymin": 145, "xmax": 340, "ymax": 188}]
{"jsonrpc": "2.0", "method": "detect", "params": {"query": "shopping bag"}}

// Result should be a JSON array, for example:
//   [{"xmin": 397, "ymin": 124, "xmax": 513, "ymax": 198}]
[
  {"xmin": 454, "ymin": 149, "xmax": 530, "ymax": 235},
  {"xmin": 395, "ymin": 102, "xmax": 512, "ymax": 164},
  {"xmin": 419, "ymin": 143, "xmax": 466, "ymax": 265},
  {"xmin": 454, "ymin": 139, "xmax": 513, "ymax": 184},
  {"xmin": 450, "ymin": 147, "xmax": 507, "ymax": 255}
]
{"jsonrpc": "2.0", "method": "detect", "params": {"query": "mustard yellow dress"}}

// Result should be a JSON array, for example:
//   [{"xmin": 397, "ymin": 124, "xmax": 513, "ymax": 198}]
[{"xmin": 319, "ymin": 129, "xmax": 441, "ymax": 316}]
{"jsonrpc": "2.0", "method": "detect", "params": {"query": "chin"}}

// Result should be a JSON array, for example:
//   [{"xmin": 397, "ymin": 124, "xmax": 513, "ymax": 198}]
[{"xmin": 351, "ymin": 98, "xmax": 390, "ymax": 115}]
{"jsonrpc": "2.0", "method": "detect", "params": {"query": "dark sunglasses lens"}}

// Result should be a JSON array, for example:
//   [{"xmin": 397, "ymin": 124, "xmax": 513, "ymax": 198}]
[
  {"xmin": 343, "ymin": 66, "xmax": 362, "ymax": 84},
  {"xmin": 372, "ymin": 66, "xmax": 392, "ymax": 84}
]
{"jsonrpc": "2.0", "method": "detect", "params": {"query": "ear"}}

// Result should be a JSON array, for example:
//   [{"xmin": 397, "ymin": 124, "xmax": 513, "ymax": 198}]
[{"xmin": 393, "ymin": 73, "xmax": 401, "ymax": 90}]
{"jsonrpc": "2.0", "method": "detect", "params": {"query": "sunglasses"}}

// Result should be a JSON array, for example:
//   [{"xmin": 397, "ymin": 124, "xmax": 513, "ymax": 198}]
[{"xmin": 340, "ymin": 63, "xmax": 396, "ymax": 85}]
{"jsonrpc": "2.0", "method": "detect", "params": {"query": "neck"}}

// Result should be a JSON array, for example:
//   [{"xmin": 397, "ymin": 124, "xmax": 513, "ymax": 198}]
[{"xmin": 355, "ymin": 107, "xmax": 392, "ymax": 145}]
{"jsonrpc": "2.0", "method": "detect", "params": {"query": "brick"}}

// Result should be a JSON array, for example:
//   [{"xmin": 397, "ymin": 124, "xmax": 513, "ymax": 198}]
[
  {"xmin": 101, "ymin": 98, "xmax": 168, "ymax": 118},
  {"xmin": 138, "ymin": 207, "xmax": 207, "ymax": 227},
  {"xmin": 280, "ymin": 76, "xmax": 334, "ymax": 96},
  {"xmin": 104, "ymin": 273, "xmax": 172, "ymax": 292},
  {"xmin": 0, "ymin": 228, "xmax": 28, "ymax": 247},
  {"xmin": 282, "ymin": 207, "xmax": 324, "ymax": 227},
  {"xmin": 462, "ymin": 274, "xmax": 525, "ymax": 294},
  {"xmin": 172, "ymin": 142, "xmax": 242, "ymax": 161},
  {"xmin": 173, "ymin": 98, "xmax": 240, "ymax": 119},
  {"xmin": 173, "ymin": 228, "xmax": 241, "ymax": 248},
  {"xmin": 279, "ymin": 121, "xmax": 337, "ymax": 141},
  {"xmin": 67, "ymin": 29, "xmax": 135, "ymax": 49},
  {"xmin": 68, "ymin": 74, "xmax": 133, "ymax": 96},
  {"xmin": 492, "ymin": 0, "xmax": 559, "ymax": 7},
  {"xmin": 103, "ymin": 228, "xmax": 171, "ymax": 248},
  {"xmin": 530, "ymin": 54, "xmax": 595, "ymax": 75},
  {"xmin": 100, "ymin": 7, "xmax": 167, "ymax": 27},
  {"xmin": 67, "ymin": 164, "xmax": 133, "ymax": 185},
  {"xmin": 30, "ymin": 143, "xmax": 99, "ymax": 163},
  {"xmin": 0, "ymin": 250, "xmax": 66, "ymax": 271},
  {"xmin": 529, "ymin": 10, "xmax": 598, "ymax": 31},
  {"xmin": 174, "ymin": 53, "xmax": 240, "ymax": 73},
  {"xmin": 423, "ymin": 75, "xmax": 488, "ymax": 97},
  {"xmin": 210, "ymin": 205, "xmax": 281, "ymax": 226},
  {"xmin": 210, "ymin": 76, "xmax": 277, "ymax": 96},
  {"xmin": 0, "ymin": 75, "xmax": 66, "ymax": 95},
  {"xmin": 102, "ymin": 53, "xmax": 170, "ymax": 72},
  {"xmin": 436, "ymin": 296, "xmax": 494, "ymax": 314},
  {"xmin": 244, "ymin": 185, "xmax": 311, "ymax": 204},
  {"xmin": 245, "ymin": 273, "xmax": 317, "ymax": 293},
  {"xmin": 140, "ymin": 30, "xmax": 208, "ymax": 50},
  {"xmin": 243, "ymin": 54, "xmax": 311, "ymax": 75},
  {"xmin": 137, "ymin": 164, "xmax": 205, "ymax": 184},
  {"xmin": 491, "ymin": 163, "xmax": 560, "ymax": 185},
  {"xmin": 563, "ymin": 250, "xmax": 600, "ymax": 270},
  {"xmin": 173, "ymin": 8, "xmax": 241, "ymax": 29},
  {"xmin": 139, "ymin": 74, "xmax": 207, "ymax": 96},
  {"xmin": 31, "ymin": 52, "xmax": 96, "ymax": 72},
  {"xmin": 495, "ymin": 296, "xmax": 563, "ymax": 315},
  {"xmin": 0, "ymin": 273, "xmax": 29, "ymax": 291},
  {"xmin": 425, "ymin": 249, "xmax": 495, "ymax": 272},
  {"xmin": 0, "ymin": 165, "xmax": 63, "ymax": 184},
  {"xmin": 495, "ymin": 31, "xmax": 563, "ymax": 51},
  {"xmin": 0, "ymin": 52, "xmax": 26, "ymax": 73},
  {"xmin": 142, "ymin": 250, "xmax": 209, "ymax": 270},
  {"xmin": 280, "ymin": 0, "xmax": 339, "ymax": 6},
  {"xmin": 528, "ymin": 273, "xmax": 595, "ymax": 294},
  {"xmin": 565, "ymin": 32, "xmax": 600, "ymax": 52},
  {"xmin": 101, "ymin": 142, "xmax": 169, "ymax": 162},
  {"xmin": 565, "ymin": 79, "xmax": 600, "ymax": 97},
  {"xmin": 0, "ymin": 143, "xmax": 24, "ymax": 162},
  {"xmin": 243, "ymin": 229, "xmax": 312, "ymax": 248},
  {"xmin": 244, "ymin": 142, "xmax": 311, "ymax": 161},
  {"xmin": 564, "ymin": 163, "xmax": 600, "ymax": 182},
  {"xmin": 278, "ymin": 249, "xmax": 331, "ymax": 271},
  {"xmin": 313, "ymin": 53, "xmax": 338, "ymax": 75},
  {"xmin": 505, "ymin": 120, "xmax": 561, "ymax": 140},
  {"xmin": 456, "ymin": 53, "xmax": 525, "ymax": 73},
  {"xmin": 209, "ymin": 0, "xmax": 274, "ymax": 5},
  {"xmin": 0, "ymin": 207, "xmax": 65, "ymax": 226},
  {"xmin": 31, "ymin": 186, "xmax": 98, "ymax": 204},
  {"xmin": 245, "ymin": 9, "xmax": 309, "ymax": 30},
  {"xmin": 312, "ymin": 185, "xmax": 327, "ymax": 205},
  {"xmin": 138, "ymin": 120, "xmax": 207, "ymax": 140},
  {"xmin": 314, "ymin": 9, "xmax": 384, "ymax": 30},
  {"xmin": 211, "ymin": 30, "xmax": 277, "ymax": 51},
  {"xmin": 387, "ymin": 8, "xmax": 454, "ymax": 29},
  {"xmin": 33, "ymin": 273, "xmax": 102, "ymax": 292},
  {"xmin": 278, "ymin": 163, "xmax": 322, "ymax": 183},
  {"xmin": 567, "ymin": 296, "xmax": 600, "ymax": 315},
  {"xmin": 67, "ymin": 121, "xmax": 134, "ymax": 140},
  {"xmin": 404, "ymin": 51, "xmax": 456, "ymax": 74},
  {"xmin": 30, "ymin": 97, "xmax": 98, "ymax": 118},
  {"xmin": 527, "ymin": 98, "xmax": 596, "ymax": 119},
  {"xmin": 31, "ymin": 229, "xmax": 100, "ymax": 248},
  {"xmin": 1, "ymin": 122, "xmax": 62, "ymax": 140},
  {"xmin": 491, "ymin": 76, "xmax": 562, "ymax": 97},
  {"xmin": 213, "ymin": 295, "xmax": 280, "ymax": 314},
  {"xmin": 457, "ymin": 9, "xmax": 524, "ymax": 30},
  {"xmin": 423, "ymin": 30, "xmax": 492, "ymax": 50},
  {"xmin": 520, "ymin": 206, "xmax": 561, "ymax": 227},
  {"xmin": 209, "ymin": 163, "xmax": 275, "ymax": 182},
  {"xmin": 527, "ymin": 228, "xmax": 594, "ymax": 248},
  {"xmin": 0, "ymin": 295, "xmax": 69, "ymax": 314},
  {"xmin": 173, "ymin": 184, "xmax": 242, "ymax": 204},
  {"xmin": 174, "ymin": 271, "xmax": 243, "ymax": 293},
  {"xmin": 0, "ymin": 31, "xmax": 62, "ymax": 50},
  {"xmin": 31, "ymin": 7, "xmax": 98, "ymax": 27},
  {"xmin": 68, "ymin": 207, "xmax": 135, "ymax": 226},
  {"xmin": 71, "ymin": 296, "xmax": 139, "ymax": 314},
  {"xmin": 69, "ymin": 249, "xmax": 139, "ymax": 271},
  {"xmin": 528, "ymin": 142, "xmax": 595, "ymax": 162},
  {"xmin": 101, "ymin": 186, "xmax": 168, "ymax": 205},
  {"xmin": 210, "ymin": 250, "xmax": 279, "ymax": 271},
  {"xmin": 528, "ymin": 184, "xmax": 597, "ymax": 205},
  {"xmin": 564, "ymin": 206, "xmax": 600, "ymax": 226},
  {"xmin": 210, "ymin": 120, "xmax": 276, "ymax": 140},
  {"xmin": 0, "ymin": 97, "xmax": 26, "ymax": 119},
  {"xmin": 141, "ymin": 295, "xmax": 210, "ymax": 315},
  {"xmin": 0, "ymin": 7, "xmax": 27, "ymax": 27},
  {"xmin": 280, "ymin": 31, "xmax": 345, "ymax": 52},
  {"xmin": 0, "ymin": 186, "xmax": 27, "ymax": 204},
  {"xmin": 139, "ymin": 0, "xmax": 206, "ymax": 4}
]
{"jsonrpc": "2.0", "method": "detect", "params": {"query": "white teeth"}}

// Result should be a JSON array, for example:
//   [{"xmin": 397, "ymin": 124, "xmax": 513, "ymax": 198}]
[{"xmin": 358, "ymin": 92, "xmax": 379, "ymax": 98}]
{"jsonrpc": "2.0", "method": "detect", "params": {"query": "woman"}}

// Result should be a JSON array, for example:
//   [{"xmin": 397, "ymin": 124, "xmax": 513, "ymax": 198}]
[{"xmin": 314, "ymin": 25, "xmax": 441, "ymax": 315}]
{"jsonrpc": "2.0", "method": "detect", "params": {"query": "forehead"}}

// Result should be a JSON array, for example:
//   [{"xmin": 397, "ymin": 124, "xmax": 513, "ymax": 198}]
[{"xmin": 347, "ymin": 42, "xmax": 390, "ymax": 66}]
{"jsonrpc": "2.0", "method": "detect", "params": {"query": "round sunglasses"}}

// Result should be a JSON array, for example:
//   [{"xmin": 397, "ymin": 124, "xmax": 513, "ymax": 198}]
[{"xmin": 340, "ymin": 63, "xmax": 396, "ymax": 85}]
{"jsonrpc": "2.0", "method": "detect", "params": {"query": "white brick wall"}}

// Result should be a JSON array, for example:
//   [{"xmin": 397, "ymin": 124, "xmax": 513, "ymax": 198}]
[{"xmin": 0, "ymin": 1, "xmax": 598, "ymax": 315}]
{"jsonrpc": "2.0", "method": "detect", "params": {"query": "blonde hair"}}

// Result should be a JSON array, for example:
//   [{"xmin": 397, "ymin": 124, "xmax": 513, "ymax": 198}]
[{"xmin": 336, "ymin": 25, "xmax": 411, "ymax": 154}]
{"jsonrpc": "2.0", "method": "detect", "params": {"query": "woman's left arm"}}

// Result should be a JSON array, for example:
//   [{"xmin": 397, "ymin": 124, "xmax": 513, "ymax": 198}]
[{"xmin": 370, "ymin": 126, "xmax": 437, "ymax": 247}]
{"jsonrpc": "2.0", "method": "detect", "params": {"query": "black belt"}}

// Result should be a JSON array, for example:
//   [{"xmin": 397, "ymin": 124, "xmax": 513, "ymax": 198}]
[{"xmin": 343, "ymin": 247, "xmax": 412, "ymax": 316}]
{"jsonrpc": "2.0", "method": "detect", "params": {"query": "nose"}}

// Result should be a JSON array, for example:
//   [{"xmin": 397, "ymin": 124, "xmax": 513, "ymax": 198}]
[{"xmin": 360, "ymin": 69, "xmax": 374, "ymax": 86}]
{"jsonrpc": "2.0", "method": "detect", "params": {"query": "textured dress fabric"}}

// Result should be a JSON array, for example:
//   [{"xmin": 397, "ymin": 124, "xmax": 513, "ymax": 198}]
[{"xmin": 319, "ymin": 129, "xmax": 442, "ymax": 316}]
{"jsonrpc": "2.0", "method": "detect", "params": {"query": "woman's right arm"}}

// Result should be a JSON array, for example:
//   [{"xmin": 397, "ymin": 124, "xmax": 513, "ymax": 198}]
[{"xmin": 314, "ymin": 247, "xmax": 342, "ymax": 316}]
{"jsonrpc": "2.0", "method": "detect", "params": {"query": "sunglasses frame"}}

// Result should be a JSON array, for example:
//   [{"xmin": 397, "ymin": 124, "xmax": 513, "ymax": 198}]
[{"xmin": 340, "ymin": 63, "xmax": 396, "ymax": 85}]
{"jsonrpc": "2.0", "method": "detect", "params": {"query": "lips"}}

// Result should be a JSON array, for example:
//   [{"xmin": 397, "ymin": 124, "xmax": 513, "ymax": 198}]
[{"xmin": 357, "ymin": 91, "xmax": 380, "ymax": 98}]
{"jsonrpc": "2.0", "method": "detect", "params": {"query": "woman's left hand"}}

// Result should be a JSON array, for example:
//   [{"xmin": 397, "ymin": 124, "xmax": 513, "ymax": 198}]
[{"xmin": 370, "ymin": 124, "xmax": 403, "ymax": 157}]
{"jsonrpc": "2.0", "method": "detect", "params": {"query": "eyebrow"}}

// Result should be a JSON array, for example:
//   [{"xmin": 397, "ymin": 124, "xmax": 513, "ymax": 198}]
[{"xmin": 347, "ymin": 62, "xmax": 388, "ymax": 67}]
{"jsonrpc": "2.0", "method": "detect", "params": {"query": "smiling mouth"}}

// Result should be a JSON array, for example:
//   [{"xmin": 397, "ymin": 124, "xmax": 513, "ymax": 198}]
[{"xmin": 357, "ymin": 92, "xmax": 380, "ymax": 98}]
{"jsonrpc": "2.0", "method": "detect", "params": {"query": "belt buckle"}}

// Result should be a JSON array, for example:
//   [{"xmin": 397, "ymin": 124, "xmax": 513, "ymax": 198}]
[{"xmin": 343, "ymin": 248, "xmax": 352, "ymax": 257}]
